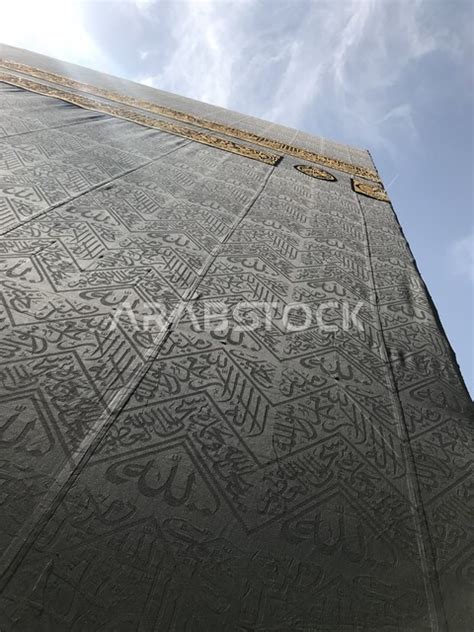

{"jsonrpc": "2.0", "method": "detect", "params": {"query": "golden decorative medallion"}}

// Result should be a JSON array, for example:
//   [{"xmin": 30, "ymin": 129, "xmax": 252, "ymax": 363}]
[
  {"xmin": 0, "ymin": 72, "xmax": 281, "ymax": 166},
  {"xmin": 0, "ymin": 59, "xmax": 380, "ymax": 181},
  {"xmin": 294, "ymin": 164, "xmax": 337, "ymax": 181},
  {"xmin": 352, "ymin": 179, "xmax": 390, "ymax": 202}
]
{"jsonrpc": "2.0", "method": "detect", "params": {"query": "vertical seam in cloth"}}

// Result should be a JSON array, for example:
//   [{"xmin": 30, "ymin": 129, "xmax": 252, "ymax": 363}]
[
  {"xmin": 0, "ymin": 138, "xmax": 192, "ymax": 584},
  {"xmin": 0, "ymin": 159, "xmax": 276, "ymax": 593},
  {"xmin": 353, "ymin": 190, "xmax": 449, "ymax": 632}
]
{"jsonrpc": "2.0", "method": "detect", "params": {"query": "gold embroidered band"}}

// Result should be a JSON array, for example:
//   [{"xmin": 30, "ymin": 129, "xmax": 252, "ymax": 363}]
[
  {"xmin": 294, "ymin": 164, "xmax": 337, "ymax": 182},
  {"xmin": 0, "ymin": 59, "xmax": 380, "ymax": 181},
  {"xmin": 0, "ymin": 72, "xmax": 281, "ymax": 166}
]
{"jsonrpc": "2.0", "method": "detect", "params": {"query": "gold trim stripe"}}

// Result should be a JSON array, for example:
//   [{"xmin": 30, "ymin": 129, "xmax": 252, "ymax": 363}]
[
  {"xmin": 0, "ymin": 72, "xmax": 281, "ymax": 166},
  {"xmin": 0, "ymin": 59, "xmax": 380, "ymax": 181}
]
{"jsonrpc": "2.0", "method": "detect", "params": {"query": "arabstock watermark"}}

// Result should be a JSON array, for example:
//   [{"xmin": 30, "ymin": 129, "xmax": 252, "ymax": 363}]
[{"xmin": 109, "ymin": 300, "xmax": 365, "ymax": 334}]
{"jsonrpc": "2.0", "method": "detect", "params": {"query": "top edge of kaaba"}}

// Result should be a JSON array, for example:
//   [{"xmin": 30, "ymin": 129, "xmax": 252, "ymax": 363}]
[{"xmin": 0, "ymin": 42, "xmax": 377, "ymax": 175}]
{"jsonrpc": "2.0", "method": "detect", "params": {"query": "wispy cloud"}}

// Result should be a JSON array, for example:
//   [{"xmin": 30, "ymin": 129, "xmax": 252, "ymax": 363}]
[
  {"xmin": 1, "ymin": 0, "xmax": 472, "ymax": 157},
  {"xmin": 134, "ymin": 0, "xmax": 252, "ymax": 108},
  {"xmin": 124, "ymin": 0, "xmax": 471, "ymax": 156}
]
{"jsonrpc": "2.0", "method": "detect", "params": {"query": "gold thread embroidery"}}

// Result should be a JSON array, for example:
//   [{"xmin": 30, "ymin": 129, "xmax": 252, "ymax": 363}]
[
  {"xmin": 352, "ymin": 179, "xmax": 390, "ymax": 202},
  {"xmin": 0, "ymin": 72, "xmax": 281, "ymax": 166},
  {"xmin": 294, "ymin": 164, "xmax": 337, "ymax": 182},
  {"xmin": 0, "ymin": 59, "xmax": 380, "ymax": 181}
]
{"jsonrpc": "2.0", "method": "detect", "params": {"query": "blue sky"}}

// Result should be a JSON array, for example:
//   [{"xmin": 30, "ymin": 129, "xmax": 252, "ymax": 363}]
[{"xmin": 1, "ymin": 0, "xmax": 473, "ymax": 394}]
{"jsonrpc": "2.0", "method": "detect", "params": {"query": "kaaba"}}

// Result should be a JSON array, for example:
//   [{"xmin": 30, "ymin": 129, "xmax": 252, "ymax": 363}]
[{"xmin": 0, "ymin": 43, "xmax": 472, "ymax": 631}]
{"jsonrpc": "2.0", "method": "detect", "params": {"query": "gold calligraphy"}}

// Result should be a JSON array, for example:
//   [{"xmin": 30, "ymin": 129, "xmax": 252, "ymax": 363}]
[
  {"xmin": 352, "ymin": 179, "xmax": 390, "ymax": 202},
  {"xmin": 0, "ymin": 59, "xmax": 380, "ymax": 180},
  {"xmin": 0, "ymin": 71, "xmax": 281, "ymax": 166},
  {"xmin": 294, "ymin": 164, "xmax": 337, "ymax": 182}
]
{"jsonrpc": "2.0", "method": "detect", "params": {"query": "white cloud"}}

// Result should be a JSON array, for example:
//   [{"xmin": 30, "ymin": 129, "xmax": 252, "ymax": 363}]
[
  {"xmin": 262, "ymin": 0, "xmax": 449, "ymax": 153},
  {"xmin": 1, "ymin": 0, "xmax": 470, "ymax": 156},
  {"xmin": 129, "ymin": 0, "xmax": 468, "ymax": 154},
  {"xmin": 135, "ymin": 0, "xmax": 252, "ymax": 108},
  {"xmin": 0, "ymin": 0, "xmax": 114, "ymax": 73}
]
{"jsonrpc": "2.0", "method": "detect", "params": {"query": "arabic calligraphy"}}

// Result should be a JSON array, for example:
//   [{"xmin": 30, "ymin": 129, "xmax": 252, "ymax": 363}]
[{"xmin": 0, "ymin": 58, "xmax": 380, "ymax": 180}]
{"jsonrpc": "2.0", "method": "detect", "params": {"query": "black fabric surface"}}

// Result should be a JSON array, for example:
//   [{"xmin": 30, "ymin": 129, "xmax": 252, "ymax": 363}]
[{"xmin": 0, "ymin": 55, "xmax": 472, "ymax": 632}]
